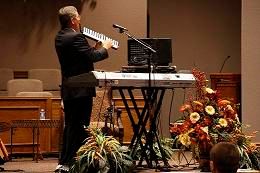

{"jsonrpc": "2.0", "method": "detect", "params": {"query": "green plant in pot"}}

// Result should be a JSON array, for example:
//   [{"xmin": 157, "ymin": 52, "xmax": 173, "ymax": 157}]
[
  {"xmin": 132, "ymin": 136, "xmax": 175, "ymax": 167},
  {"xmin": 69, "ymin": 128, "xmax": 133, "ymax": 173}
]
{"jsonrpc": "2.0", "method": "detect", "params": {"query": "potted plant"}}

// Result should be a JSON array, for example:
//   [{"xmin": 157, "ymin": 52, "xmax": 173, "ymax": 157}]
[
  {"xmin": 133, "ymin": 137, "xmax": 175, "ymax": 161},
  {"xmin": 69, "ymin": 128, "xmax": 133, "ymax": 173}
]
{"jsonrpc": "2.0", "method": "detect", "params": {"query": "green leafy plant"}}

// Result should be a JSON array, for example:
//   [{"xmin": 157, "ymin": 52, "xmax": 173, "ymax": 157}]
[
  {"xmin": 69, "ymin": 128, "xmax": 133, "ymax": 173},
  {"xmin": 133, "ymin": 137, "xmax": 175, "ymax": 162}
]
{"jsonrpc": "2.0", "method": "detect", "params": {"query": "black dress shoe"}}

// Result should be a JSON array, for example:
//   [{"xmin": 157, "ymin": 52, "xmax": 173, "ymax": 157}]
[
  {"xmin": 55, "ymin": 165, "xmax": 69, "ymax": 173},
  {"xmin": 55, "ymin": 169, "xmax": 69, "ymax": 173}
]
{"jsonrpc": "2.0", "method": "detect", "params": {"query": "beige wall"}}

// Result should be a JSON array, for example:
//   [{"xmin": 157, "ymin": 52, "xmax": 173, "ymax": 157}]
[
  {"xmin": 242, "ymin": 0, "xmax": 260, "ymax": 142},
  {"xmin": 0, "ymin": 0, "xmax": 147, "ymax": 71},
  {"xmin": 149, "ymin": 0, "xmax": 241, "ymax": 74},
  {"xmin": 148, "ymin": 0, "xmax": 242, "ymax": 137}
]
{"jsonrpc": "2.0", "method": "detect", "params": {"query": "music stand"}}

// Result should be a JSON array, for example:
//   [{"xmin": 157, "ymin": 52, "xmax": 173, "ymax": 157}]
[{"xmin": 114, "ymin": 27, "xmax": 170, "ymax": 170}]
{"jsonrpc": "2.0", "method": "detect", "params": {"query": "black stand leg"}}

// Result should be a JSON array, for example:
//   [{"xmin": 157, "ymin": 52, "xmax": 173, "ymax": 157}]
[
  {"xmin": 117, "ymin": 87, "xmax": 170, "ymax": 169},
  {"xmin": 10, "ymin": 127, "xmax": 13, "ymax": 161},
  {"xmin": 32, "ymin": 127, "xmax": 36, "ymax": 161}
]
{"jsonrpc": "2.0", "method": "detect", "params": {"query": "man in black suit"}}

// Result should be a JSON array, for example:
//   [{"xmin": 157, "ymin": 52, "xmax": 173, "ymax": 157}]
[{"xmin": 54, "ymin": 6, "xmax": 113, "ymax": 172}]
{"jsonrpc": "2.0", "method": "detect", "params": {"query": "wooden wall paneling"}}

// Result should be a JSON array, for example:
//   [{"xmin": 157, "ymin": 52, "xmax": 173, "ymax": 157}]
[
  {"xmin": 50, "ymin": 98, "xmax": 63, "ymax": 119},
  {"xmin": 43, "ymin": 98, "xmax": 52, "ymax": 152},
  {"xmin": 0, "ymin": 106, "xmax": 40, "ymax": 153},
  {"xmin": 120, "ymin": 109, "xmax": 142, "ymax": 144},
  {"xmin": 0, "ymin": 97, "xmax": 62, "ymax": 154},
  {"xmin": 0, "ymin": 97, "xmax": 47, "ymax": 110},
  {"xmin": 215, "ymin": 81, "xmax": 241, "ymax": 103},
  {"xmin": 49, "ymin": 98, "xmax": 63, "ymax": 152},
  {"xmin": 210, "ymin": 73, "xmax": 241, "ymax": 104},
  {"xmin": 210, "ymin": 73, "xmax": 241, "ymax": 120},
  {"xmin": 113, "ymin": 97, "xmax": 145, "ymax": 144},
  {"xmin": 210, "ymin": 73, "xmax": 241, "ymax": 92}
]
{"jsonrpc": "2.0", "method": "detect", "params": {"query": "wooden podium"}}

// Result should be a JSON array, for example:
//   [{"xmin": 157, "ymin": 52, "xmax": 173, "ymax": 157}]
[{"xmin": 210, "ymin": 73, "xmax": 241, "ymax": 120}]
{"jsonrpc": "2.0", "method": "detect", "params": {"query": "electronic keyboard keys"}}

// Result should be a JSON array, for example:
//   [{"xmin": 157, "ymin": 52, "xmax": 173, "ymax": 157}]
[{"xmin": 82, "ymin": 27, "xmax": 119, "ymax": 49}]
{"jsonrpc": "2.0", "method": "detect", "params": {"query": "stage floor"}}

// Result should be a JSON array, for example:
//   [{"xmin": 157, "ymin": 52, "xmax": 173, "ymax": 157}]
[{"xmin": 1, "ymin": 155, "xmax": 259, "ymax": 173}]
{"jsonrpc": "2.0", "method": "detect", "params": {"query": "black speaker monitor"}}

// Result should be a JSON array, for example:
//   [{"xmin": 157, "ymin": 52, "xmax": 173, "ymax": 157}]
[{"xmin": 128, "ymin": 38, "xmax": 172, "ymax": 66}]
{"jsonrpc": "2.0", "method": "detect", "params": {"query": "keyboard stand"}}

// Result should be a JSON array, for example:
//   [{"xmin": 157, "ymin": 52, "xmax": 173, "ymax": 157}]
[{"xmin": 114, "ymin": 86, "xmax": 170, "ymax": 169}]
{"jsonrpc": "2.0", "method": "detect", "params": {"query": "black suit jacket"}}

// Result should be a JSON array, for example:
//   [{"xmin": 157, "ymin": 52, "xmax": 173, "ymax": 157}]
[{"xmin": 55, "ymin": 28, "xmax": 109, "ymax": 100}]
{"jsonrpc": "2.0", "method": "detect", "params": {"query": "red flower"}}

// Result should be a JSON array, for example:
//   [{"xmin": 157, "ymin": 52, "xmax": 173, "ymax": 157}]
[
  {"xmin": 169, "ymin": 123, "xmax": 182, "ymax": 134},
  {"xmin": 179, "ymin": 104, "xmax": 192, "ymax": 112},
  {"xmin": 203, "ymin": 116, "xmax": 212, "ymax": 126},
  {"xmin": 218, "ymin": 99, "xmax": 231, "ymax": 107}
]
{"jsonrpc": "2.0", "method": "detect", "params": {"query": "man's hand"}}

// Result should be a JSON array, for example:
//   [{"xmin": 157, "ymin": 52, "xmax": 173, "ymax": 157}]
[
  {"xmin": 102, "ymin": 39, "xmax": 113, "ymax": 50},
  {"xmin": 94, "ymin": 41, "xmax": 103, "ymax": 49}
]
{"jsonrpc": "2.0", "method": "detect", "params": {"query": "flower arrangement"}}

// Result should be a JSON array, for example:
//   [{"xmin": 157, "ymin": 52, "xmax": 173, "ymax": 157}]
[{"xmin": 170, "ymin": 68, "xmax": 260, "ymax": 170}]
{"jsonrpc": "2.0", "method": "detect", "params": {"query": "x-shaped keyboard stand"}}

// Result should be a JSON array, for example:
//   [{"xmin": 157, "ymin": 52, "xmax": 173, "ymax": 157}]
[{"xmin": 115, "ymin": 87, "xmax": 169, "ymax": 168}]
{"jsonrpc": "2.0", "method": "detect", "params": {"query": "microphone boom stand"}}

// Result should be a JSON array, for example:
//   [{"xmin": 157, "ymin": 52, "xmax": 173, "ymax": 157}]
[
  {"xmin": 116, "ymin": 28, "xmax": 170, "ymax": 170},
  {"xmin": 121, "ymin": 30, "xmax": 156, "ymax": 90}
]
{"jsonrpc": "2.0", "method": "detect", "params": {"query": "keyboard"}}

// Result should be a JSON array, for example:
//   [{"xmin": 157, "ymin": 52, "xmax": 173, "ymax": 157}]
[
  {"xmin": 65, "ymin": 71, "xmax": 195, "ymax": 88},
  {"xmin": 82, "ymin": 27, "xmax": 119, "ymax": 49}
]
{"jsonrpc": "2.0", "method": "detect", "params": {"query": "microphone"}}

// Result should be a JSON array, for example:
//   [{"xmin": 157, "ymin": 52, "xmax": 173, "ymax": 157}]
[
  {"xmin": 219, "ymin": 55, "xmax": 231, "ymax": 73},
  {"xmin": 112, "ymin": 24, "xmax": 128, "ymax": 32}
]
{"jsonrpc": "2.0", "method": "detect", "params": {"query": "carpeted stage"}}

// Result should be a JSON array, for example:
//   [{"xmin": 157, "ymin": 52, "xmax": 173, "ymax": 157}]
[{"xmin": 1, "ymin": 157, "xmax": 259, "ymax": 173}]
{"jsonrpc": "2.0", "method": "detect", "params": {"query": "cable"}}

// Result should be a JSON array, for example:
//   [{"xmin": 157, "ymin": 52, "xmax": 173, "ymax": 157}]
[
  {"xmin": 182, "ymin": 88, "xmax": 187, "ymax": 104},
  {"xmin": 96, "ymin": 72, "xmax": 107, "ymax": 127},
  {"xmin": 168, "ymin": 89, "xmax": 175, "ymax": 125}
]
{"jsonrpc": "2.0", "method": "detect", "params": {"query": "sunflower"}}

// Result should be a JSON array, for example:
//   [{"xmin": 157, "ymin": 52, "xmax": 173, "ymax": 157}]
[
  {"xmin": 190, "ymin": 112, "xmax": 200, "ymax": 124},
  {"xmin": 218, "ymin": 118, "xmax": 228, "ymax": 127},
  {"xmin": 205, "ymin": 105, "xmax": 215, "ymax": 115}
]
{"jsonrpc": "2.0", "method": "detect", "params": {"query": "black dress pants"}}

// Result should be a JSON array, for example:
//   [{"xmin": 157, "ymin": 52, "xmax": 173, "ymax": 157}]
[{"xmin": 59, "ymin": 96, "xmax": 93, "ymax": 165}]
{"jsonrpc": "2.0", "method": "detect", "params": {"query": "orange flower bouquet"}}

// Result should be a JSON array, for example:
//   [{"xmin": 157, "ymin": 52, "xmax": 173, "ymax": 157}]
[{"xmin": 170, "ymin": 69, "xmax": 259, "ymax": 170}]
